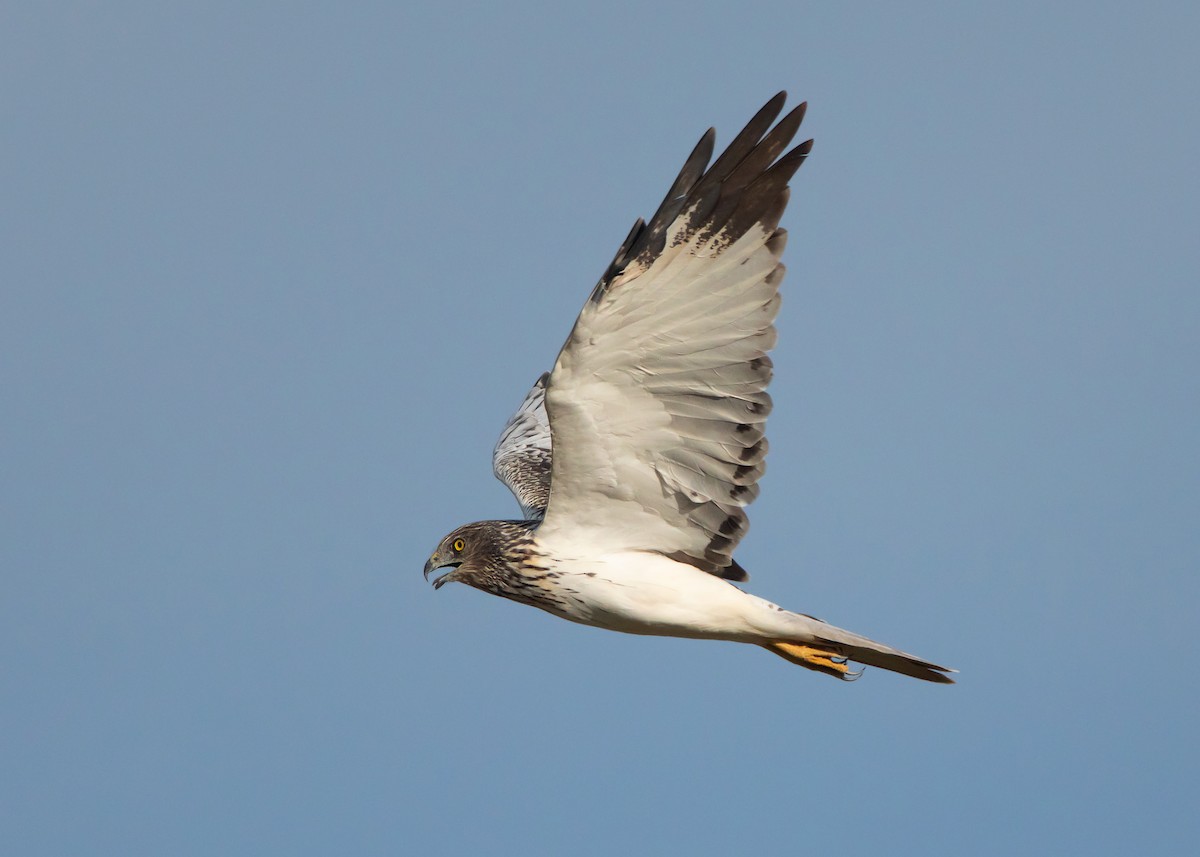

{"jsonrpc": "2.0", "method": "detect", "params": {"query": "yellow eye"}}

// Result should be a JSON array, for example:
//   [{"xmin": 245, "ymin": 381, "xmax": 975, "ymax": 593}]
[{"xmin": 452, "ymin": 538, "xmax": 465, "ymax": 552}]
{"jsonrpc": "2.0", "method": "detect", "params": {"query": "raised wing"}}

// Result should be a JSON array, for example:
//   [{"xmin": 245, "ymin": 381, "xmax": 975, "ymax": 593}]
[
  {"xmin": 492, "ymin": 372, "xmax": 553, "ymax": 519},
  {"xmin": 538, "ymin": 93, "xmax": 811, "ymax": 581}
]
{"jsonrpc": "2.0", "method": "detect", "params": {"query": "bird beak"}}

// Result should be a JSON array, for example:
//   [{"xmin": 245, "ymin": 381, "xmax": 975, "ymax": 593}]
[{"xmin": 423, "ymin": 554, "xmax": 461, "ymax": 590}]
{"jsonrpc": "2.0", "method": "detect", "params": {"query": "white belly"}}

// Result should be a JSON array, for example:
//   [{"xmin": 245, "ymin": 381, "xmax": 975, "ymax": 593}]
[{"xmin": 539, "ymin": 550, "xmax": 783, "ymax": 642}]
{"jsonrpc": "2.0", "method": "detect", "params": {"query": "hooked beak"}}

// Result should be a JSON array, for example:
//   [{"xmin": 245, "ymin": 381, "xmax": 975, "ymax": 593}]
[{"xmin": 423, "ymin": 554, "xmax": 462, "ymax": 590}]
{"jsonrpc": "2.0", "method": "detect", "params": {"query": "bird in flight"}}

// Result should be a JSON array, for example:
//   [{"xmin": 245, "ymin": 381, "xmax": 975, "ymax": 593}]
[{"xmin": 424, "ymin": 93, "xmax": 954, "ymax": 683}]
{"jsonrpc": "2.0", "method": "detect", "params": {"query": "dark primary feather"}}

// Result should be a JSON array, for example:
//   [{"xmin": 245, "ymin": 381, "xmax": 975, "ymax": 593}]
[{"xmin": 590, "ymin": 92, "xmax": 808, "ymax": 305}]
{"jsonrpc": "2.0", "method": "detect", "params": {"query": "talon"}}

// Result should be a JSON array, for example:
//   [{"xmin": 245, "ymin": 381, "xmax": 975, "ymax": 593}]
[{"xmin": 766, "ymin": 642, "xmax": 863, "ymax": 680}]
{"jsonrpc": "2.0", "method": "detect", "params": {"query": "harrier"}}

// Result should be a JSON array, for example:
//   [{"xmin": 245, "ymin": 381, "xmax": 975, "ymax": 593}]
[{"xmin": 424, "ymin": 93, "xmax": 954, "ymax": 683}]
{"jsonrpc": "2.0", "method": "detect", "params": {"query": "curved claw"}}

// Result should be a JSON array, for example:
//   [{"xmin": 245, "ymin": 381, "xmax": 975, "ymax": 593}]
[{"xmin": 765, "ymin": 641, "xmax": 863, "ymax": 680}]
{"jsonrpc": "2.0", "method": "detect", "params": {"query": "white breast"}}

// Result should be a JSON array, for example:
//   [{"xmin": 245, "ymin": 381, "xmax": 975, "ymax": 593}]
[{"xmin": 542, "ymin": 550, "xmax": 775, "ymax": 642}]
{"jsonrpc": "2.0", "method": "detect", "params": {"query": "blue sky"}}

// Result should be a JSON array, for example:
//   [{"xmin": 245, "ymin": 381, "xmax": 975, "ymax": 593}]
[{"xmin": 3, "ymin": 2, "xmax": 1198, "ymax": 854}]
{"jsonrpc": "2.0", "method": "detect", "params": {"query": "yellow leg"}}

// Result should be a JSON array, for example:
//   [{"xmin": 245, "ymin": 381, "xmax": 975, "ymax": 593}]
[{"xmin": 765, "ymin": 641, "xmax": 862, "ymax": 680}]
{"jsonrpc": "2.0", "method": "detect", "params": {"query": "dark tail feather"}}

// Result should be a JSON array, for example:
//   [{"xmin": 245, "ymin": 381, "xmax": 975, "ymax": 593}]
[
  {"xmin": 831, "ymin": 641, "xmax": 956, "ymax": 684},
  {"xmin": 765, "ymin": 637, "xmax": 956, "ymax": 684}
]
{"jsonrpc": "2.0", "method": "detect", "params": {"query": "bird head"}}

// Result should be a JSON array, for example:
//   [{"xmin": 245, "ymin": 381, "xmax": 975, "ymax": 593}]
[
  {"xmin": 423, "ymin": 520, "xmax": 535, "ymax": 591},
  {"xmin": 423, "ymin": 524, "xmax": 477, "ymax": 590}
]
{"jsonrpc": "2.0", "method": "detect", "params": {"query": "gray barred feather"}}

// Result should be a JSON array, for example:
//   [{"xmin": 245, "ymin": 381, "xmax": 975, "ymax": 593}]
[{"xmin": 492, "ymin": 373, "xmax": 553, "ymax": 519}]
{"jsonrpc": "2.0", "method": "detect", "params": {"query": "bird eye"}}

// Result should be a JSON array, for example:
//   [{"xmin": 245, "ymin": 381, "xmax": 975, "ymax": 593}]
[{"xmin": 452, "ymin": 538, "xmax": 465, "ymax": 552}]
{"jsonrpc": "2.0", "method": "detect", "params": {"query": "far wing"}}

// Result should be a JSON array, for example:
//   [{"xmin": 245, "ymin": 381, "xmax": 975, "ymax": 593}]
[
  {"xmin": 538, "ymin": 93, "xmax": 811, "ymax": 580},
  {"xmin": 492, "ymin": 372, "xmax": 552, "ymax": 519}
]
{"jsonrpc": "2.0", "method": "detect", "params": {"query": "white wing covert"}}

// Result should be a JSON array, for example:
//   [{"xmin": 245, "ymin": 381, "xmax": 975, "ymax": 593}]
[
  {"xmin": 538, "ymin": 93, "xmax": 811, "ymax": 581},
  {"xmin": 492, "ymin": 372, "xmax": 553, "ymax": 519}
]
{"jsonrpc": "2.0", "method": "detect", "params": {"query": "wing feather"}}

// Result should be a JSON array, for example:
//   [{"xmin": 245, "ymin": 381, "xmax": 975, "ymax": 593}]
[
  {"xmin": 492, "ymin": 373, "xmax": 553, "ymax": 519},
  {"xmin": 538, "ymin": 94, "xmax": 811, "ymax": 579}
]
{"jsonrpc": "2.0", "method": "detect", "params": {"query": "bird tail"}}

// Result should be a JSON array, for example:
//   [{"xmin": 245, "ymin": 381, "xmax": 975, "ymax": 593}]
[{"xmin": 763, "ymin": 620, "xmax": 956, "ymax": 683}]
